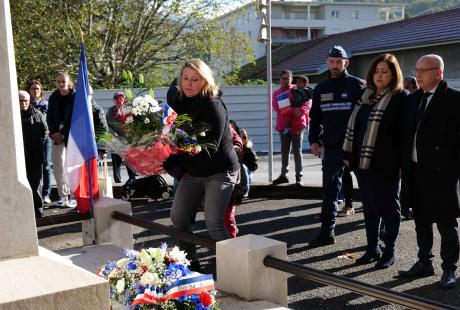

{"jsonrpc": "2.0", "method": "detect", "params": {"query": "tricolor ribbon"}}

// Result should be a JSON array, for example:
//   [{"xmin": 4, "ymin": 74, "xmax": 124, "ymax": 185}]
[{"xmin": 132, "ymin": 272, "xmax": 215, "ymax": 305}]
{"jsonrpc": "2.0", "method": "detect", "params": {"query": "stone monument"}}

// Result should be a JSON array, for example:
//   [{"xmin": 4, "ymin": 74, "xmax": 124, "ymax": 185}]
[{"xmin": 0, "ymin": 1, "xmax": 109, "ymax": 309}]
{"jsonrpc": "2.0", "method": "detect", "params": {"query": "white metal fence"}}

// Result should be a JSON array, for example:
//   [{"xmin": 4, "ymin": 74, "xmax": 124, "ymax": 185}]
[{"xmin": 46, "ymin": 86, "xmax": 309, "ymax": 153}]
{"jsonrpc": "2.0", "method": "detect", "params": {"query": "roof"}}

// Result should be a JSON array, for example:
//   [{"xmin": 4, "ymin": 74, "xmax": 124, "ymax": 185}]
[{"xmin": 238, "ymin": 8, "xmax": 460, "ymax": 80}]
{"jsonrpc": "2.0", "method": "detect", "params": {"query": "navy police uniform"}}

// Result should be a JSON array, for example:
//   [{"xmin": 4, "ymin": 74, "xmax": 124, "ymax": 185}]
[{"xmin": 309, "ymin": 69, "xmax": 364, "ymax": 237}]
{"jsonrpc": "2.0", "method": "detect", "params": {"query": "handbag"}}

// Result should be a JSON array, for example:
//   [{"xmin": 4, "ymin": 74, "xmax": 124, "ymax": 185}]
[{"xmin": 98, "ymin": 157, "xmax": 113, "ymax": 198}]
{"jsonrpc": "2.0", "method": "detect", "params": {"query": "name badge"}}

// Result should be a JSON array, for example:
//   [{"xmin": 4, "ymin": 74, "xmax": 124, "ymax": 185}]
[{"xmin": 321, "ymin": 93, "xmax": 334, "ymax": 102}]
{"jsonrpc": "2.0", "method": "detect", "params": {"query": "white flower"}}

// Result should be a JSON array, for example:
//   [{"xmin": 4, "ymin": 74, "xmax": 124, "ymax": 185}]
[
  {"xmin": 144, "ymin": 118, "xmax": 150, "ymax": 124},
  {"xmin": 148, "ymin": 247, "xmax": 166, "ymax": 263},
  {"xmin": 116, "ymin": 258, "xmax": 129, "ymax": 269},
  {"xmin": 131, "ymin": 107, "xmax": 139, "ymax": 116},
  {"xmin": 150, "ymin": 106, "xmax": 162, "ymax": 113},
  {"xmin": 116, "ymin": 278, "xmax": 125, "ymax": 294},
  {"xmin": 168, "ymin": 246, "xmax": 188, "ymax": 263},
  {"xmin": 140, "ymin": 101, "xmax": 149, "ymax": 112},
  {"xmin": 139, "ymin": 271, "xmax": 162, "ymax": 287},
  {"xmin": 144, "ymin": 95, "xmax": 157, "ymax": 106},
  {"xmin": 139, "ymin": 249, "xmax": 153, "ymax": 268},
  {"xmin": 198, "ymin": 131, "xmax": 206, "ymax": 137},
  {"xmin": 125, "ymin": 115, "xmax": 134, "ymax": 124},
  {"xmin": 132, "ymin": 97, "xmax": 143, "ymax": 107}
]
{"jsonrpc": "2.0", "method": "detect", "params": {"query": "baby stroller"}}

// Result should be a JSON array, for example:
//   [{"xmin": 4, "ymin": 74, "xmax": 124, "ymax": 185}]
[{"xmin": 121, "ymin": 175, "xmax": 172, "ymax": 201}]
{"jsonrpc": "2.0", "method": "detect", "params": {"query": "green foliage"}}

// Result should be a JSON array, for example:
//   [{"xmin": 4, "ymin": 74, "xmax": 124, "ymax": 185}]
[{"xmin": 11, "ymin": 0, "xmax": 253, "ymax": 90}]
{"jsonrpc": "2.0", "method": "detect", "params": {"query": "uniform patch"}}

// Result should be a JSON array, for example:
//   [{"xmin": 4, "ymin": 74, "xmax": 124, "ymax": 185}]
[
  {"xmin": 321, "ymin": 93, "xmax": 334, "ymax": 102},
  {"xmin": 341, "ymin": 92, "xmax": 348, "ymax": 99}
]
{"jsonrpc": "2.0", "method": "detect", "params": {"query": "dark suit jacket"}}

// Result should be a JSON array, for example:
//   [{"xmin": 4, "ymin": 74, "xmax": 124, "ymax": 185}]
[{"xmin": 401, "ymin": 80, "xmax": 460, "ymax": 222}]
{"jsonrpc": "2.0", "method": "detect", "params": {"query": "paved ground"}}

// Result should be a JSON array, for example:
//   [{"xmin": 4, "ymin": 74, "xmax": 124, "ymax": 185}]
[{"xmin": 38, "ymin": 195, "xmax": 460, "ymax": 309}]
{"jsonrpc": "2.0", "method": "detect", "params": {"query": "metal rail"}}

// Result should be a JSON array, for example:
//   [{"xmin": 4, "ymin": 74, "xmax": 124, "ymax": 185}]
[
  {"xmin": 264, "ymin": 256, "xmax": 458, "ymax": 310},
  {"xmin": 111, "ymin": 211, "xmax": 216, "ymax": 251},
  {"xmin": 112, "ymin": 211, "xmax": 459, "ymax": 310}
]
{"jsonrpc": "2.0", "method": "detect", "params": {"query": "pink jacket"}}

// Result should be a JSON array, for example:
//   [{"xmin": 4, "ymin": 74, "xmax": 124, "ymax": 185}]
[{"xmin": 272, "ymin": 85, "xmax": 311, "ymax": 131}]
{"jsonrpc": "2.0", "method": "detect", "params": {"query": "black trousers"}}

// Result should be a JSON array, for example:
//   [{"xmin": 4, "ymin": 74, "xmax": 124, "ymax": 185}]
[
  {"xmin": 415, "ymin": 218, "xmax": 459, "ymax": 271},
  {"xmin": 111, "ymin": 153, "xmax": 136, "ymax": 183},
  {"xmin": 411, "ymin": 163, "xmax": 460, "ymax": 271},
  {"xmin": 26, "ymin": 161, "xmax": 43, "ymax": 212},
  {"xmin": 342, "ymin": 165, "xmax": 353, "ymax": 206},
  {"xmin": 355, "ymin": 169, "xmax": 401, "ymax": 254}
]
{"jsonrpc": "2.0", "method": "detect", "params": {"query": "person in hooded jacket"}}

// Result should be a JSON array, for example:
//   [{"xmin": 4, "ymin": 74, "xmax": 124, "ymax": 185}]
[{"xmin": 19, "ymin": 91, "xmax": 48, "ymax": 218}]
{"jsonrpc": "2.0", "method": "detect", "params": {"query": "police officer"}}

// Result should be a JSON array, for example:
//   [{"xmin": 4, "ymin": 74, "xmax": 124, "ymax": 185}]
[{"xmin": 308, "ymin": 46, "xmax": 365, "ymax": 247}]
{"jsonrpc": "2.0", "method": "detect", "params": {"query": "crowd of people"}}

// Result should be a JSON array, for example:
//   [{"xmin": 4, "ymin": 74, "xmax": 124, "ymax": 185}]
[
  {"xmin": 270, "ymin": 46, "xmax": 459, "ymax": 289},
  {"xmin": 18, "ymin": 48, "xmax": 459, "ymax": 289},
  {"xmin": 19, "ymin": 72, "xmax": 116, "ymax": 218}
]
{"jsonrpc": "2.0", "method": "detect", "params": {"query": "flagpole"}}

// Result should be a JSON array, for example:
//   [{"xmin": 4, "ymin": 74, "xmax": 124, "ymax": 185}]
[{"xmin": 87, "ymin": 160, "xmax": 96, "ymax": 244}]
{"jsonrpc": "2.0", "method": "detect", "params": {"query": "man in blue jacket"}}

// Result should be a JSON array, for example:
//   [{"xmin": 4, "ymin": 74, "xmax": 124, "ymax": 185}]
[{"xmin": 308, "ymin": 46, "xmax": 365, "ymax": 247}]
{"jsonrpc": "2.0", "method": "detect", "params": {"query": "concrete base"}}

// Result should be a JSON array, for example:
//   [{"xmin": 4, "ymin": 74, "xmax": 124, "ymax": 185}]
[
  {"xmin": 217, "ymin": 290, "xmax": 290, "ymax": 310},
  {"xmin": 82, "ymin": 197, "xmax": 132, "ymax": 249},
  {"xmin": 57, "ymin": 243, "xmax": 126, "ymax": 274},
  {"xmin": 216, "ymin": 234, "xmax": 288, "ymax": 307},
  {"xmin": 0, "ymin": 247, "xmax": 109, "ymax": 310}
]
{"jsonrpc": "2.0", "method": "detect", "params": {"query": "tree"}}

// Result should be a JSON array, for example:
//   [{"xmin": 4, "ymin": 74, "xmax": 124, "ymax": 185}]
[{"xmin": 11, "ymin": 0, "xmax": 254, "ymax": 89}]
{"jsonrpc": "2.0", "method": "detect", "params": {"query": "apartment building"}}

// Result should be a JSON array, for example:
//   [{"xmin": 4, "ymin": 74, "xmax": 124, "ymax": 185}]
[{"xmin": 219, "ymin": 0, "xmax": 405, "ymax": 61}]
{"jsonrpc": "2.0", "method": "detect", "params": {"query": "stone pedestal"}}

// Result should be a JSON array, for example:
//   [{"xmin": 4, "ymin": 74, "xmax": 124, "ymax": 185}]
[
  {"xmin": 82, "ymin": 197, "xmax": 133, "ymax": 249},
  {"xmin": 216, "ymin": 234, "xmax": 288, "ymax": 307},
  {"xmin": 0, "ymin": 2, "xmax": 110, "ymax": 309},
  {"xmin": 0, "ymin": 0, "xmax": 38, "ymax": 260},
  {"xmin": 0, "ymin": 247, "xmax": 109, "ymax": 310}
]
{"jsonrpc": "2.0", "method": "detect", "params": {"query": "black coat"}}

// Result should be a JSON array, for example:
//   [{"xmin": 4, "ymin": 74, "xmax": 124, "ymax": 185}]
[
  {"xmin": 21, "ymin": 107, "xmax": 48, "ymax": 164},
  {"xmin": 345, "ymin": 90, "xmax": 407, "ymax": 180},
  {"xmin": 401, "ymin": 80, "xmax": 460, "ymax": 222}
]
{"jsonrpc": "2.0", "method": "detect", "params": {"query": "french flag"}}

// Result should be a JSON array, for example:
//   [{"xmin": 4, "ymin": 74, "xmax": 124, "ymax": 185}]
[{"xmin": 65, "ymin": 43, "xmax": 99, "ymax": 214}]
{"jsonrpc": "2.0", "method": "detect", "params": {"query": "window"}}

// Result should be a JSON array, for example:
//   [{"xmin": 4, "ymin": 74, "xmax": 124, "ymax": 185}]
[
  {"xmin": 351, "ymin": 11, "xmax": 359, "ymax": 20},
  {"xmin": 331, "ymin": 10, "xmax": 339, "ymax": 19}
]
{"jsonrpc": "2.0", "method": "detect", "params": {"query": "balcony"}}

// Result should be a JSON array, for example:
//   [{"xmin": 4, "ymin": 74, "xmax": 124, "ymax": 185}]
[{"xmin": 272, "ymin": 37, "xmax": 309, "ymax": 45}]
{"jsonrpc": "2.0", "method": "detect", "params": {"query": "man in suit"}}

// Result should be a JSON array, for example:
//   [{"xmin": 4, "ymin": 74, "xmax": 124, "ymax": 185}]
[{"xmin": 399, "ymin": 54, "xmax": 460, "ymax": 289}]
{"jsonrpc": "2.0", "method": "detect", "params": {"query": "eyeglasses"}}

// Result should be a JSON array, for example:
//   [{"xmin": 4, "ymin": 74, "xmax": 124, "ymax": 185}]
[{"xmin": 413, "ymin": 67, "xmax": 439, "ymax": 74}]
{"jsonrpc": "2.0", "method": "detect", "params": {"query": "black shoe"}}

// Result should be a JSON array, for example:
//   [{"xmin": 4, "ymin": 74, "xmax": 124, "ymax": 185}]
[
  {"xmin": 440, "ymin": 270, "xmax": 456, "ymax": 289},
  {"xmin": 308, "ymin": 233, "xmax": 336, "ymax": 248},
  {"xmin": 398, "ymin": 261, "xmax": 435, "ymax": 278},
  {"xmin": 355, "ymin": 250, "xmax": 381, "ymax": 265},
  {"xmin": 375, "ymin": 251, "xmax": 395, "ymax": 269},
  {"xmin": 272, "ymin": 175, "xmax": 289, "ymax": 185},
  {"xmin": 35, "ymin": 208, "xmax": 45, "ymax": 218}
]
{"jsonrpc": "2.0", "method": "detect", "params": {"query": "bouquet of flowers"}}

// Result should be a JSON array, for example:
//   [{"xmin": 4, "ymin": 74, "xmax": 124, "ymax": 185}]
[
  {"xmin": 97, "ymin": 244, "xmax": 219, "ymax": 310},
  {"xmin": 103, "ymin": 93, "xmax": 215, "ymax": 176}
]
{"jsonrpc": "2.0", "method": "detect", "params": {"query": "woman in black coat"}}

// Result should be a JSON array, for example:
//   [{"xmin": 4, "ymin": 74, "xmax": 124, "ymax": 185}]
[
  {"xmin": 343, "ymin": 53, "xmax": 407, "ymax": 269},
  {"xmin": 165, "ymin": 59, "xmax": 239, "ymax": 270}
]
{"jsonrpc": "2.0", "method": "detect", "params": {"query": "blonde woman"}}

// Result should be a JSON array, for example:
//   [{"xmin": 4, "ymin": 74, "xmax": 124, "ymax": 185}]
[
  {"xmin": 47, "ymin": 72, "xmax": 76, "ymax": 208},
  {"xmin": 164, "ymin": 59, "xmax": 239, "ymax": 271}
]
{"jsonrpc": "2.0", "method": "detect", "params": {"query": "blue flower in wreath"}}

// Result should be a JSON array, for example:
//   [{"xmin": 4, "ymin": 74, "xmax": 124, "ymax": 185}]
[
  {"xmin": 178, "ymin": 295, "xmax": 188, "ymax": 303},
  {"xmin": 183, "ymin": 136, "xmax": 198, "ymax": 144},
  {"xmin": 127, "ymin": 261, "xmax": 136, "ymax": 271}
]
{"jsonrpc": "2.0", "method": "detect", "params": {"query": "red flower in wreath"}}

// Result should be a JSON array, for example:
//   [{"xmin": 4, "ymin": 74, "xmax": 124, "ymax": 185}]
[{"xmin": 199, "ymin": 291, "xmax": 213, "ymax": 307}]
